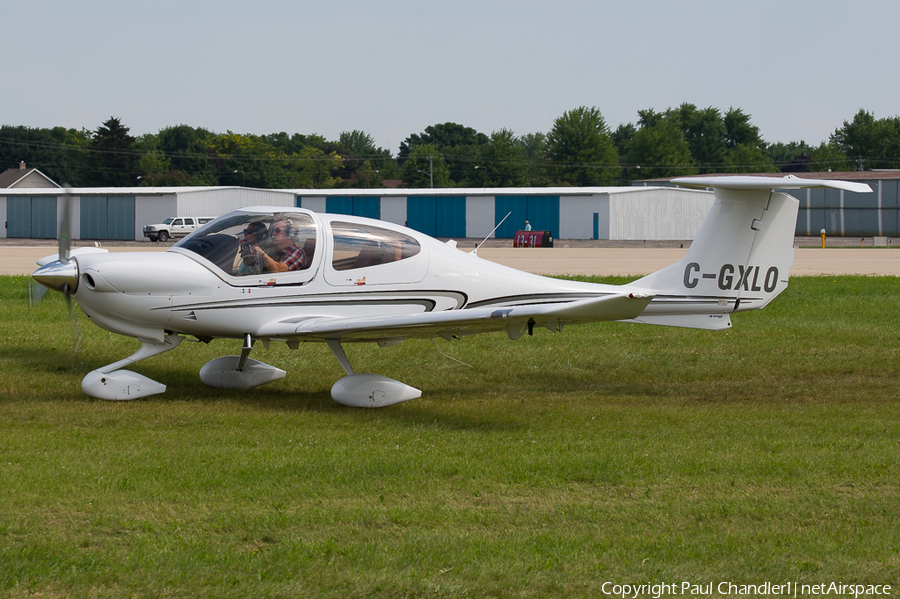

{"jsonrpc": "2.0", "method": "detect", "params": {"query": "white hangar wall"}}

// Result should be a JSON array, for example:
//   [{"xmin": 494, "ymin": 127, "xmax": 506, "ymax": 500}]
[
  {"xmin": 608, "ymin": 188, "xmax": 715, "ymax": 240},
  {"xmin": 380, "ymin": 196, "xmax": 407, "ymax": 227},
  {"xmin": 466, "ymin": 196, "xmax": 495, "ymax": 239},
  {"xmin": 176, "ymin": 187, "xmax": 295, "ymax": 215},
  {"xmin": 559, "ymin": 194, "xmax": 609, "ymax": 240},
  {"xmin": 134, "ymin": 193, "xmax": 177, "ymax": 240}
]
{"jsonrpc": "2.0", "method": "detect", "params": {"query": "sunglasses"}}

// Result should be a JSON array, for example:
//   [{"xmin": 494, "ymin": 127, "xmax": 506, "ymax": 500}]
[{"xmin": 272, "ymin": 227, "xmax": 289, "ymax": 234}]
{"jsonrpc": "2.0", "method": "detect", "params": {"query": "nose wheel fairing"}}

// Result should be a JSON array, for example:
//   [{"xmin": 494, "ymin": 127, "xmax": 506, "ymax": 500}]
[{"xmin": 81, "ymin": 334, "xmax": 184, "ymax": 400}]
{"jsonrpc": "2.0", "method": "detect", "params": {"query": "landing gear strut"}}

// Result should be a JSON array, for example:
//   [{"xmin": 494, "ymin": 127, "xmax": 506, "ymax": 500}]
[{"xmin": 199, "ymin": 334, "xmax": 286, "ymax": 389}]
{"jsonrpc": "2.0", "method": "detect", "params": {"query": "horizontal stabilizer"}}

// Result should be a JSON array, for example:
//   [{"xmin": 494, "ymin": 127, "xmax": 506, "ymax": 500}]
[
  {"xmin": 626, "ymin": 313, "xmax": 733, "ymax": 331},
  {"xmin": 671, "ymin": 174, "xmax": 872, "ymax": 194}
]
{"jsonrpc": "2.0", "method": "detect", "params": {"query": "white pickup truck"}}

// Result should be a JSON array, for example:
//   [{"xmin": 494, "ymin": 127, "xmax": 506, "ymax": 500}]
[{"xmin": 143, "ymin": 216, "xmax": 213, "ymax": 242}]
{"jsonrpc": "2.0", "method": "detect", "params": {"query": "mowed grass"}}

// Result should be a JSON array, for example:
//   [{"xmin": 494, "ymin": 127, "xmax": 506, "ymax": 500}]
[{"xmin": 0, "ymin": 274, "xmax": 898, "ymax": 598}]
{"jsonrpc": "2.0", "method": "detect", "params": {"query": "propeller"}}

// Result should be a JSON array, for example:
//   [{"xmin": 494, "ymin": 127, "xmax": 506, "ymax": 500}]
[{"xmin": 29, "ymin": 187, "xmax": 82, "ymax": 350}]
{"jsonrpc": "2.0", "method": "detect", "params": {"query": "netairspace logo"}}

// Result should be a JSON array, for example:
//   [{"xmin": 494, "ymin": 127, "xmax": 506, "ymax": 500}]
[{"xmin": 600, "ymin": 581, "xmax": 892, "ymax": 598}]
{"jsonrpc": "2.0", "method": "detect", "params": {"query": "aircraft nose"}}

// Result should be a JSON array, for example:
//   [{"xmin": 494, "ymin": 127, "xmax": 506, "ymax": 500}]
[{"xmin": 32, "ymin": 259, "xmax": 79, "ymax": 294}]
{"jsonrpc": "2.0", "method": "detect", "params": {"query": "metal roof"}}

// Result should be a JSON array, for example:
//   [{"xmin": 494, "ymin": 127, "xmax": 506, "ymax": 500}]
[{"xmin": 0, "ymin": 185, "xmax": 688, "ymax": 197}]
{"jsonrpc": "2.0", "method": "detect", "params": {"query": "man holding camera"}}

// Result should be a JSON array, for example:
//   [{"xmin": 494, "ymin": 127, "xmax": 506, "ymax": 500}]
[{"xmin": 234, "ymin": 221, "xmax": 268, "ymax": 275}]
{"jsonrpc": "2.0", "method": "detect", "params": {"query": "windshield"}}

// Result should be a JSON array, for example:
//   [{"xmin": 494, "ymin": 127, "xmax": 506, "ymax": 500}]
[
  {"xmin": 174, "ymin": 211, "xmax": 317, "ymax": 277},
  {"xmin": 163, "ymin": 218, "xmax": 174, "ymax": 225}
]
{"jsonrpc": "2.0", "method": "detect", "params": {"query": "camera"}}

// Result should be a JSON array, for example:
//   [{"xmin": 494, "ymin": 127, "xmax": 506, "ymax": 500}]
[{"xmin": 240, "ymin": 242, "xmax": 258, "ymax": 266}]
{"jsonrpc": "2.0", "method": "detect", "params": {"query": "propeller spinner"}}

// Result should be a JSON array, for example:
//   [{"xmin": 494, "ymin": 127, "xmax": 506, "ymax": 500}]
[
  {"xmin": 29, "ymin": 187, "xmax": 83, "ymax": 349},
  {"xmin": 32, "ymin": 259, "xmax": 79, "ymax": 295},
  {"xmin": 31, "ymin": 187, "xmax": 77, "ymax": 297}
]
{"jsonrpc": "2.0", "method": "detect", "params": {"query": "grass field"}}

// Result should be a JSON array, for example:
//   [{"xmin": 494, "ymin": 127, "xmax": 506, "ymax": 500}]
[{"xmin": 1, "ymin": 275, "xmax": 898, "ymax": 598}]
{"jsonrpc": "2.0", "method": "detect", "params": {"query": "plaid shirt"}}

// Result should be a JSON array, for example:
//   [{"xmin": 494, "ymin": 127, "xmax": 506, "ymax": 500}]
[{"xmin": 275, "ymin": 244, "xmax": 306, "ymax": 271}]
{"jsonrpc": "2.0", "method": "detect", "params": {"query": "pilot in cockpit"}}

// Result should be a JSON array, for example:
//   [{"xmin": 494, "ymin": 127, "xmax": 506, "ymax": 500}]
[{"xmin": 251, "ymin": 217, "xmax": 306, "ymax": 273}]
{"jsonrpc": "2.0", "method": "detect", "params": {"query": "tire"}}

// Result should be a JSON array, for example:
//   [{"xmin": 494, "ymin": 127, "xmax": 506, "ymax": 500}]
[{"xmin": 158, "ymin": 231, "xmax": 169, "ymax": 242}]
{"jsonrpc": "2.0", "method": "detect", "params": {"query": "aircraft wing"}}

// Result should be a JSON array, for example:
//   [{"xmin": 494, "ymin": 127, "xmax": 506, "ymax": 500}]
[{"xmin": 256, "ymin": 292, "xmax": 654, "ymax": 342}]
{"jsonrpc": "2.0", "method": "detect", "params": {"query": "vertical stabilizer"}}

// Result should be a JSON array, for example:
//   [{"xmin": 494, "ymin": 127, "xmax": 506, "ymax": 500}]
[{"xmin": 627, "ymin": 175, "xmax": 871, "ymax": 329}]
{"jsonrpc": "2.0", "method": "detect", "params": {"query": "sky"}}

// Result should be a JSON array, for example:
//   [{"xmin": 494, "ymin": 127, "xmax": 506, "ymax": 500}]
[{"xmin": 3, "ymin": 0, "xmax": 897, "ymax": 154}]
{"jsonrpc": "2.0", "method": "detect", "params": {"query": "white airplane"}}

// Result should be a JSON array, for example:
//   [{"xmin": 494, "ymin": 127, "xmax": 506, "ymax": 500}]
[{"xmin": 31, "ymin": 175, "xmax": 870, "ymax": 407}]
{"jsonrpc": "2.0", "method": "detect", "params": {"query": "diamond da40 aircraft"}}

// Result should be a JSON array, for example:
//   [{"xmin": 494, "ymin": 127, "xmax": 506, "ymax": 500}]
[{"xmin": 31, "ymin": 175, "xmax": 870, "ymax": 407}]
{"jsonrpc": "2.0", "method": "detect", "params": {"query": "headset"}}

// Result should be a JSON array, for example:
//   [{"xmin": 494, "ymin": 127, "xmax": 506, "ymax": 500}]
[{"xmin": 271, "ymin": 217, "xmax": 297, "ymax": 239}]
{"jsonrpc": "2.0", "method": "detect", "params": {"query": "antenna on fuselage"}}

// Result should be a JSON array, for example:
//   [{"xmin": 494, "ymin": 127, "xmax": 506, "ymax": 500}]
[{"xmin": 472, "ymin": 211, "xmax": 511, "ymax": 255}]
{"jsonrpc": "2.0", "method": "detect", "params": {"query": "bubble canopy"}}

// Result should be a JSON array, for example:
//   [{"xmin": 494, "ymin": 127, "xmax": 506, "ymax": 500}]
[{"xmin": 172, "ymin": 209, "xmax": 421, "ymax": 282}]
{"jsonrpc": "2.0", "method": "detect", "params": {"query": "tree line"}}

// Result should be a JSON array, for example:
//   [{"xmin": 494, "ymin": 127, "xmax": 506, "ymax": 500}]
[{"xmin": 1, "ymin": 106, "xmax": 896, "ymax": 189}]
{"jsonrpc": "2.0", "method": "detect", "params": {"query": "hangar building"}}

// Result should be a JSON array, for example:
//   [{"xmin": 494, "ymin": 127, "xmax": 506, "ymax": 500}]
[
  {"xmin": 635, "ymin": 171, "xmax": 900, "ymax": 238},
  {"xmin": 5, "ymin": 172, "xmax": 898, "ymax": 242},
  {"xmin": 0, "ymin": 186, "xmax": 714, "ymax": 242}
]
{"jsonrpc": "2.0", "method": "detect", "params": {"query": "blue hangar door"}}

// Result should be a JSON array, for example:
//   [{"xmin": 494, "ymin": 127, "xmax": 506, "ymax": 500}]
[
  {"xmin": 80, "ymin": 196, "xmax": 135, "ymax": 240},
  {"xmin": 494, "ymin": 195, "xmax": 559, "ymax": 239},
  {"xmin": 326, "ymin": 197, "xmax": 381, "ymax": 220},
  {"xmin": 6, "ymin": 196, "xmax": 57, "ymax": 239},
  {"xmin": 407, "ymin": 196, "xmax": 465, "ymax": 238}
]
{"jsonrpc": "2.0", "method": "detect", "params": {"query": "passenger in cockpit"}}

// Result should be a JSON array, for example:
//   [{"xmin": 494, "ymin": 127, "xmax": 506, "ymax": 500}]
[{"xmin": 234, "ymin": 221, "xmax": 268, "ymax": 275}]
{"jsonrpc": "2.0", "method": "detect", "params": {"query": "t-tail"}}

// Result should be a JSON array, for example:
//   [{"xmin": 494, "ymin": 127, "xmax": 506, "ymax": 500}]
[{"xmin": 625, "ymin": 175, "xmax": 872, "ymax": 330}]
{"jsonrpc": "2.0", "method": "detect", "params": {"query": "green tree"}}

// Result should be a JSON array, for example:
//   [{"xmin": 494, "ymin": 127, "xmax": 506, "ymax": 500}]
[
  {"xmin": 399, "ymin": 123, "xmax": 488, "ymax": 185},
  {"xmin": 204, "ymin": 131, "xmax": 292, "ymax": 188},
  {"xmin": 346, "ymin": 160, "xmax": 384, "ymax": 188},
  {"xmin": 723, "ymin": 144, "xmax": 778, "ymax": 173},
  {"xmin": 400, "ymin": 144, "xmax": 450, "ymax": 188},
  {"xmin": 518, "ymin": 132, "xmax": 546, "ymax": 160},
  {"xmin": 337, "ymin": 130, "xmax": 395, "ymax": 184},
  {"xmin": 612, "ymin": 122, "xmax": 637, "ymax": 162},
  {"xmin": 157, "ymin": 125, "xmax": 217, "ymax": 185},
  {"xmin": 719, "ymin": 108, "xmax": 774, "ymax": 172},
  {"xmin": 399, "ymin": 123, "xmax": 488, "ymax": 157},
  {"xmin": 262, "ymin": 131, "xmax": 312, "ymax": 155},
  {"xmin": 474, "ymin": 128, "xmax": 530, "ymax": 187},
  {"xmin": 831, "ymin": 109, "xmax": 900, "ymax": 169},
  {"xmin": 285, "ymin": 146, "xmax": 343, "ymax": 188},
  {"xmin": 636, "ymin": 109, "xmax": 665, "ymax": 129},
  {"xmin": 766, "ymin": 141, "xmax": 811, "ymax": 171},
  {"xmin": 0, "ymin": 125, "xmax": 89, "ymax": 185},
  {"xmin": 672, "ymin": 104, "xmax": 727, "ymax": 173},
  {"xmin": 724, "ymin": 107, "xmax": 764, "ymax": 149},
  {"xmin": 807, "ymin": 142, "xmax": 852, "ymax": 172},
  {"xmin": 89, "ymin": 117, "xmax": 139, "ymax": 187},
  {"xmin": 517, "ymin": 132, "xmax": 550, "ymax": 186},
  {"xmin": 339, "ymin": 130, "xmax": 379, "ymax": 156},
  {"xmin": 625, "ymin": 119, "xmax": 696, "ymax": 180},
  {"xmin": 136, "ymin": 150, "xmax": 172, "ymax": 186},
  {"xmin": 545, "ymin": 106, "xmax": 619, "ymax": 186}
]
